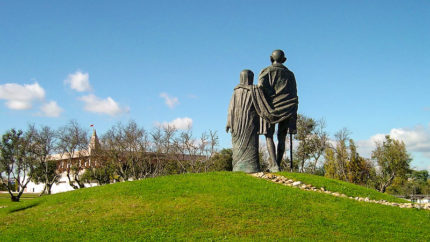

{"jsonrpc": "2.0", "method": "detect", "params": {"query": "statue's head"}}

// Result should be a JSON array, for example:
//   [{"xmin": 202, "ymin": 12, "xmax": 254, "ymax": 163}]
[
  {"xmin": 240, "ymin": 69, "xmax": 254, "ymax": 85},
  {"xmin": 270, "ymin": 49, "xmax": 286, "ymax": 64}
]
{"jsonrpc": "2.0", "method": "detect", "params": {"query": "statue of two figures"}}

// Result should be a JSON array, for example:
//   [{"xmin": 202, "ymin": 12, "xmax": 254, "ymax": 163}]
[{"xmin": 226, "ymin": 50, "xmax": 298, "ymax": 173}]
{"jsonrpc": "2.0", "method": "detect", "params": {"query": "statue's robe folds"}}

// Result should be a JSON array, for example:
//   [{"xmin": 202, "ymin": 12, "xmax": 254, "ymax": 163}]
[
  {"xmin": 227, "ymin": 84, "xmax": 260, "ymax": 173},
  {"xmin": 252, "ymin": 63, "xmax": 298, "ymax": 134}
]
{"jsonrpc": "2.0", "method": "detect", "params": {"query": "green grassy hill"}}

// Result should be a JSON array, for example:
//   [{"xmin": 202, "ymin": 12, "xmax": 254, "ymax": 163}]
[
  {"xmin": 277, "ymin": 172, "xmax": 408, "ymax": 203},
  {"xmin": 1, "ymin": 172, "xmax": 429, "ymax": 241}
]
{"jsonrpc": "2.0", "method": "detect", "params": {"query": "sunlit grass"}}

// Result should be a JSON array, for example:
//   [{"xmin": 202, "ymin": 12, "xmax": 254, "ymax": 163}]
[
  {"xmin": 0, "ymin": 172, "xmax": 428, "ymax": 241},
  {"xmin": 277, "ymin": 172, "xmax": 408, "ymax": 203}
]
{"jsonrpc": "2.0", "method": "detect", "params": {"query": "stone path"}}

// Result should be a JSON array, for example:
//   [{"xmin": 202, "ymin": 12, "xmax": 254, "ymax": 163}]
[{"xmin": 251, "ymin": 172, "xmax": 430, "ymax": 211}]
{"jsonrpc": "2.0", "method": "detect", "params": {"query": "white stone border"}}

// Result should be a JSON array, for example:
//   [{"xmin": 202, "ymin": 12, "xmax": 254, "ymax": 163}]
[{"xmin": 251, "ymin": 172, "xmax": 430, "ymax": 211}]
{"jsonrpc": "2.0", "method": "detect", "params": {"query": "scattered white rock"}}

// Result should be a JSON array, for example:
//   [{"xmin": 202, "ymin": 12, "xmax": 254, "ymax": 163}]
[{"xmin": 250, "ymin": 173, "xmax": 430, "ymax": 210}]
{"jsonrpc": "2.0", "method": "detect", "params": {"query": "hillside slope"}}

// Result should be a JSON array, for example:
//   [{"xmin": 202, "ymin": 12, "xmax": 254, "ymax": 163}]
[
  {"xmin": 0, "ymin": 172, "xmax": 429, "ymax": 241},
  {"xmin": 277, "ymin": 172, "xmax": 408, "ymax": 203}
]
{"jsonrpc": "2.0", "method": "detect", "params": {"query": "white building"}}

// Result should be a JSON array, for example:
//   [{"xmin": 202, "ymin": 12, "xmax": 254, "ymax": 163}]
[{"xmin": 25, "ymin": 130, "xmax": 100, "ymax": 194}]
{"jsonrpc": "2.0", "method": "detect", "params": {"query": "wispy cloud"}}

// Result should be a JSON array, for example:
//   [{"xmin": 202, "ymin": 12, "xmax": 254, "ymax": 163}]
[
  {"xmin": 40, "ymin": 101, "xmax": 63, "ymax": 117},
  {"xmin": 356, "ymin": 124, "xmax": 430, "ymax": 171},
  {"xmin": 0, "ymin": 82, "xmax": 45, "ymax": 110},
  {"xmin": 160, "ymin": 92, "xmax": 179, "ymax": 108},
  {"xmin": 155, "ymin": 117, "xmax": 192, "ymax": 130},
  {"xmin": 64, "ymin": 70, "xmax": 92, "ymax": 92},
  {"xmin": 79, "ymin": 94, "xmax": 129, "ymax": 116}
]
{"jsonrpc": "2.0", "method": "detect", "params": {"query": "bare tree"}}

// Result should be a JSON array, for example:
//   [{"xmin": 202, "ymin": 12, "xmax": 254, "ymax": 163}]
[
  {"xmin": 172, "ymin": 129, "xmax": 196, "ymax": 172},
  {"xmin": 150, "ymin": 127, "xmax": 165, "ymax": 176},
  {"xmin": 295, "ymin": 114, "xmax": 316, "ymax": 172},
  {"xmin": 56, "ymin": 120, "xmax": 89, "ymax": 189},
  {"xmin": 123, "ymin": 120, "xmax": 150, "ymax": 179},
  {"xmin": 203, "ymin": 130, "xmax": 219, "ymax": 171},
  {"xmin": 101, "ymin": 121, "xmax": 151, "ymax": 181},
  {"xmin": 308, "ymin": 119, "xmax": 328, "ymax": 173},
  {"xmin": 30, "ymin": 125, "xmax": 60, "ymax": 195},
  {"xmin": 162, "ymin": 125, "xmax": 177, "ymax": 154},
  {"xmin": 333, "ymin": 128, "xmax": 350, "ymax": 180},
  {"xmin": 102, "ymin": 123, "xmax": 129, "ymax": 181}
]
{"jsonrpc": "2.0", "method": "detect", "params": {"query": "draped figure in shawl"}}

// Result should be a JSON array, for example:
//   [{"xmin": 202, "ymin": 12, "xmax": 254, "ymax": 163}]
[
  {"xmin": 226, "ymin": 70, "xmax": 260, "ymax": 173},
  {"xmin": 251, "ymin": 49, "xmax": 299, "ymax": 172}
]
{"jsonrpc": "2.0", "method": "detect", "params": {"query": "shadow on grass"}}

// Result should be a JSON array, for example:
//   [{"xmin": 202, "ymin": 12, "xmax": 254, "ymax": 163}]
[{"xmin": 8, "ymin": 201, "xmax": 41, "ymax": 214}]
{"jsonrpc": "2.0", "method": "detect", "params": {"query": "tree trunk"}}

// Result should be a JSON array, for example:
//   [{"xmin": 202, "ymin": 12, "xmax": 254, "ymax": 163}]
[
  {"xmin": 39, "ymin": 184, "xmax": 47, "ymax": 196},
  {"xmin": 379, "ymin": 183, "xmax": 387, "ymax": 193},
  {"xmin": 47, "ymin": 183, "xmax": 53, "ymax": 194},
  {"xmin": 11, "ymin": 195, "xmax": 20, "ymax": 202},
  {"xmin": 67, "ymin": 174, "xmax": 79, "ymax": 190},
  {"xmin": 8, "ymin": 181, "xmax": 20, "ymax": 202}
]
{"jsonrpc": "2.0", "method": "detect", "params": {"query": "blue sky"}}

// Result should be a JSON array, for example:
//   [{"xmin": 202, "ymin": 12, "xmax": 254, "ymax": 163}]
[{"xmin": 0, "ymin": 1, "xmax": 429, "ymax": 170}]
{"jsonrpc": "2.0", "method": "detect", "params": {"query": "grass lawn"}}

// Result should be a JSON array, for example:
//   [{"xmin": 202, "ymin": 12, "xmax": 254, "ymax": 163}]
[
  {"xmin": 0, "ymin": 193, "xmax": 39, "ymax": 207},
  {"xmin": 277, "ymin": 172, "xmax": 408, "ymax": 203},
  {"xmin": 0, "ymin": 193, "xmax": 40, "ymax": 199},
  {"xmin": 0, "ymin": 172, "xmax": 429, "ymax": 241}
]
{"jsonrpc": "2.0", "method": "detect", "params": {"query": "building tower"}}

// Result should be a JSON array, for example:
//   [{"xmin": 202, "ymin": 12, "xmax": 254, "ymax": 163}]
[{"xmin": 88, "ymin": 129, "xmax": 100, "ymax": 156}]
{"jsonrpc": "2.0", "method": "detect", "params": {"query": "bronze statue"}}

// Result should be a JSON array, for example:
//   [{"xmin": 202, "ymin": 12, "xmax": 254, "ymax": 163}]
[
  {"xmin": 255, "ymin": 50, "xmax": 298, "ymax": 172},
  {"xmin": 226, "ymin": 70, "xmax": 260, "ymax": 173},
  {"xmin": 226, "ymin": 50, "xmax": 298, "ymax": 173}
]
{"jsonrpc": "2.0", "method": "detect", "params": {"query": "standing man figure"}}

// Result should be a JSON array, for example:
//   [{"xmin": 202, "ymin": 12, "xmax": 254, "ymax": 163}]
[{"xmin": 256, "ymin": 49, "xmax": 298, "ymax": 172}]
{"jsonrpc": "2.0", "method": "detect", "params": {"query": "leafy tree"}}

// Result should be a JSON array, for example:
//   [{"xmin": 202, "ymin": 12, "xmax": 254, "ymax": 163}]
[
  {"xmin": 324, "ymin": 147, "xmax": 338, "ymax": 179},
  {"xmin": 324, "ymin": 128, "xmax": 350, "ymax": 180},
  {"xmin": 371, "ymin": 135, "xmax": 411, "ymax": 193},
  {"xmin": 0, "ymin": 128, "xmax": 37, "ymax": 201},
  {"xmin": 385, "ymin": 177, "xmax": 407, "ymax": 195},
  {"xmin": 294, "ymin": 115, "xmax": 328, "ymax": 173},
  {"xmin": 387, "ymin": 170, "xmax": 430, "ymax": 196},
  {"xmin": 81, "ymin": 162, "xmax": 116, "ymax": 186},
  {"xmin": 324, "ymin": 130, "xmax": 374, "ymax": 186},
  {"xmin": 207, "ymin": 148, "xmax": 232, "ymax": 171},
  {"xmin": 347, "ymin": 140, "xmax": 372, "ymax": 185},
  {"xmin": 31, "ymin": 160, "xmax": 59, "ymax": 195},
  {"xmin": 411, "ymin": 170, "xmax": 429, "ymax": 183}
]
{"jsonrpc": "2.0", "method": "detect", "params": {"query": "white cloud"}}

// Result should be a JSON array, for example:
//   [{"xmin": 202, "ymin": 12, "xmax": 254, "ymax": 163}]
[
  {"xmin": 357, "ymin": 124, "xmax": 430, "ymax": 171},
  {"xmin": 79, "ymin": 94, "xmax": 129, "ymax": 116},
  {"xmin": 160, "ymin": 92, "xmax": 179, "ymax": 108},
  {"xmin": 40, "ymin": 101, "xmax": 63, "ymax": 117},
  {"xmin": 0, "ymin": 82, "xmax": 45, "ymax": 110},
  {"xmin": 356, "ymin": 134, "xmax": 386, "ymax": 158},
  {"xmin": 156, "ymin": 117, "xmax": 193, "ymax": 130},
  {"xmin": 64, "ymin": 71, "xmax": 92, "ymax": 92},
  {"xmin": 389, "ymin": 126, "xmax": 430, "ymax": 155}
]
